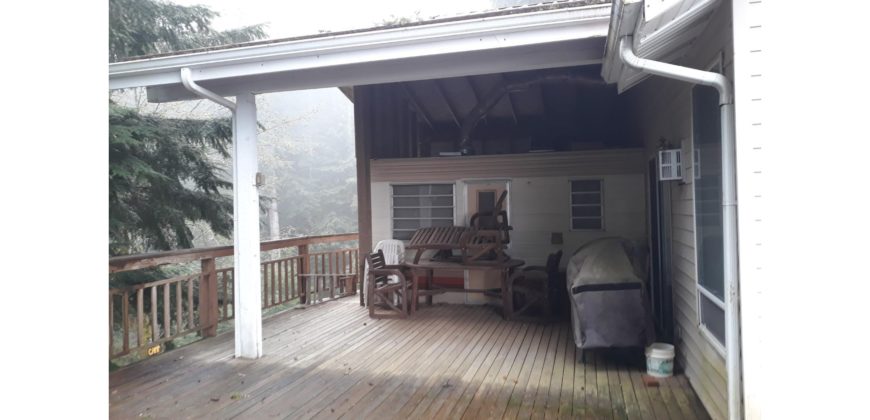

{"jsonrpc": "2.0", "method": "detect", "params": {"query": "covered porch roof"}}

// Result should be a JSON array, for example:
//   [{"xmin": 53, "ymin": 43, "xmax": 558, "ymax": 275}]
[
  {"xmin": 109, "ymin": 1, "xmax": 612, "ymax": 102},
  {"xmin": 106, "ymin": 0, "xmax": 615, "ymax": 363}
]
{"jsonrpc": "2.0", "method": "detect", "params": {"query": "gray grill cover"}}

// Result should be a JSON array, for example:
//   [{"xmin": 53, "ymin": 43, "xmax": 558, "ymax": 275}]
[{"xmin": 567, "ymin": 237, "xmax": 655, "ymax": 350}]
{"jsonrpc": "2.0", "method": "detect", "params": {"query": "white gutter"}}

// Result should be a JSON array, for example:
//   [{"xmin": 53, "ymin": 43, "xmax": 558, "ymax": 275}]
[
  {"xmin": 619, "ymin": 36, "xmax": 741, "ymax": 420},
  {"xmin": 179, "ymin": 67, "xmax": 236, "ymax": 110},
  {"xmin": 109, "ymin": 4, "xmax": 611, "ymax": 92},
  {"xmin": 632, "ymin": 0, "xmax": 721, "ymax": 58}
]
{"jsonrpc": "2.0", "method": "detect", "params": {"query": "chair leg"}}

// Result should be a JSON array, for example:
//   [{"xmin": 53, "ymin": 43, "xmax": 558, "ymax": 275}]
[
  {"xmin": 401, "ymin": 283, "xmax": 408, "ymax": 318},
  {"xmin": 543, "ymin": 283, "xmax": 552, "ymax": 319},
  {"xmin": 367, "ymin": 277, "xmax": 375, "ymax": 318},
  {"xmin": 411, "ymin": 272, "xmax": 418, "ymax": 315}
]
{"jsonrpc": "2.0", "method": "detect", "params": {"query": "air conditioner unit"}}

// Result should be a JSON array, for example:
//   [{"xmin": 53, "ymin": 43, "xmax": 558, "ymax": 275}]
[{"xmin": 658, "ymin": 149, "xmax": 682, "ymax": 181}]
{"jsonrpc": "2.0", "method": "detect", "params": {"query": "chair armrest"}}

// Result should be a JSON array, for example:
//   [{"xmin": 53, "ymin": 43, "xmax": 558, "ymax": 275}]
[{"xmin": 369, "ymin": 268, "xmax": 408, "ymax": 281}]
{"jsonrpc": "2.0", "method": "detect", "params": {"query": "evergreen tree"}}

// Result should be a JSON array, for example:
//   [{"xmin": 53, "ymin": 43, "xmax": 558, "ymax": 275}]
[
  {"xmin": 109, "ymin": 0, "xmax": 266, "ymax": 256},
  {"xmin": 109, "ymin": 0, "xmax": 266, "ymax": 62}
]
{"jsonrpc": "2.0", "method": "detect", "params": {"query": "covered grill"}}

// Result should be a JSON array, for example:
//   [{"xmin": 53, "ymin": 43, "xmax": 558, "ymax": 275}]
[{"xmin": 566, "ymin": 237, "xmax": 655, "ymax": 361}]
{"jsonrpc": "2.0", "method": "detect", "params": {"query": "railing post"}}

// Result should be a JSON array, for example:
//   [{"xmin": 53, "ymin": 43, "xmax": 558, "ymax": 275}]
[
  {"xmin": 298, "ymin": 244, "xmax": 309, "ymax": 304},
  {"xmin": 199, "ymin": 257, "xmax": 218, "ymax": 337}
]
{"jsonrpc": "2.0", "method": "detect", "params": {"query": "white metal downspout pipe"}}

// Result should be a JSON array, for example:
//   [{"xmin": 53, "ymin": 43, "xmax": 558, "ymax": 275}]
[
  {"xmin": 619, "ymin": 37, "xmax": 741, "ymax": 420},
  {"xmin": 180, "ymin": 68, "xmax": 236, "ymax": 111},
  {"xmin": 179, "ymin": 68, "xmax": 264, "ymax": 359}
]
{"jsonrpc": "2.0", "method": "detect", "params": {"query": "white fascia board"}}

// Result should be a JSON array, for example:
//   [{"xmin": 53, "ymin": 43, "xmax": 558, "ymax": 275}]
[
  {"xmin": 601, "ymin": 0, "xmax": 643, "ymax": 84},
  {"xmin": 146, "ymin": 37, "xmax": 605, "ymax": 102},
  {"xmin": 109, "ymin": 4, "xmax": 611, "ymax": 93},
  {"xmin": 601, "ymin": 0, "xmax": 721, "ymax": 92},
  {"xmin": 643, "ymin": 0, "xmax": 685, "ymax": 23}
]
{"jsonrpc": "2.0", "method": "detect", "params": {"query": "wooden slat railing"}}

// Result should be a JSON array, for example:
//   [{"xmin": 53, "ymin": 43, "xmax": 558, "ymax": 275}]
[
  {"xmin": 108, "ymin": 274, "xmax": 201, "ymax": 358},
  {"xmin": 109, "ymin": 233, "xmax": 359, "ymax": 360}
]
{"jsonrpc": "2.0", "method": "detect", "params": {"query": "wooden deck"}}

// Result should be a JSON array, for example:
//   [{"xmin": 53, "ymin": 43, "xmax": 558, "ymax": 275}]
[{"xmin": 109, "ymin": 298, "xmax": 710, "ymax": 419}]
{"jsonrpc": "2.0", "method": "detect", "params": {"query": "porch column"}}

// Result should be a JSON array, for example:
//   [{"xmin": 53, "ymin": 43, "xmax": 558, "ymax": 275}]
[
  {"xmin": 354, "ymin": 86, "xmax": 373, "ymax": 306},
  {"xmin": 233, "ymin": 92, "xmax": 263, "ymax": 359}
]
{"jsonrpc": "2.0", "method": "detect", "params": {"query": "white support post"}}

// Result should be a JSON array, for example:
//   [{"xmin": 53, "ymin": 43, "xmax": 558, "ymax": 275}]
[{"xmin": 232, "ymin": 92, "xmax": 263, "ymax": 359}]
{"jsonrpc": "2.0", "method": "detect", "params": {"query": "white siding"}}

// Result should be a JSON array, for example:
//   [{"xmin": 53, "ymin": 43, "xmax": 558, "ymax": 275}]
[
  {"xmin": 732, "ymin": 1, "xmax": 870, "ymax": 419},
  {"xmin": 509, "ymin": 174, "xmax": 646, "ymax": 267},
  {"xmin": 370, "ymin": 153, "xmax": 646, "ymax": 269},
  {"xmin": 625, "ymin": 3, "xmax": 733, "ymax": 420}
]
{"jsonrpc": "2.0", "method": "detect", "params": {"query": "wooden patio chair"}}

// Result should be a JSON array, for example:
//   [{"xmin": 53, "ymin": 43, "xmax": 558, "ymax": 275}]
[
  {"xmin": 464, "ymin": 190, "xmax": 512, "ymax": 262},
  {"xmin": 365, "ymin": 249, "xmax": 417, "ymax": 319},
  {"xmin": 507, "ymin": 250, "xmax": 562, "ymax": 321}
]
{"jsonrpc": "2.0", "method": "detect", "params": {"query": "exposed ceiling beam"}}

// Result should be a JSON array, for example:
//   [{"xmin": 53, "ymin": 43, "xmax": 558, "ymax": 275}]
[
  {"xmin": 465, "ymin": 77, "xmax": 488, "ymax": 125},
  {"xmin": 539, "ymin": 84, "xmax": 549, "ymax": 118},
  {"xmin": 498, "ymin": 74, "xmax": 520, "ymax": 126},
  {"xmin": 458, "ymin": 72, "xmax": 604, "ymax": 154},
  {"xmin": 434, "ymin": 80, "xmax": 461, "ymax": 129},
  {"xmin": 400, "ymin": 83, "xmax": 435, "ymax": 131}
]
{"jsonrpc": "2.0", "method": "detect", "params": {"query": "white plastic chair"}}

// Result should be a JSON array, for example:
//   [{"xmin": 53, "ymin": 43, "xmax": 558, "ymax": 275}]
[{"xmin": 364, "ymin": 239, "xmax": 405, "ymax": 305}]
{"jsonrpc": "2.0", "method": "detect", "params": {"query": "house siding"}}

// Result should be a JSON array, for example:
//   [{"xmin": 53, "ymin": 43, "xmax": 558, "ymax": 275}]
[
  {"xmin": 369, "ymin": 149, "xmax": 646, "ymax": 269},
  {"xmin": 625, "ymin": 2, "xmax": 734, "ymax": 420}
]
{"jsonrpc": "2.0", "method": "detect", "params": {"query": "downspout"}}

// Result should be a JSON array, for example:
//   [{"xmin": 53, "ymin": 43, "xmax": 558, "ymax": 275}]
[
  {"xmin": 619, "ymin": 36, "xmax": 741, "ymax": 420},
  {"xmin": 180, "ymin": 67, "xmax": 236, "ymax": 111}
]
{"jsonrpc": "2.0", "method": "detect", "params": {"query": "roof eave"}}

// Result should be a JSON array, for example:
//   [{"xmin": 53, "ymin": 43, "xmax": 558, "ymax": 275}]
[
  {"xmin": 600, "ymin": 0, "xmax": 723, "ymax": 93},
  {"xmin": 109, "ymin": 3, "xmax": 611, "ymax": 99}
]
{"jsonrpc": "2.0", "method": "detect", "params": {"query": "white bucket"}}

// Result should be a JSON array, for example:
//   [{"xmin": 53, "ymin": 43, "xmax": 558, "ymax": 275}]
[{"xmin": 645, "ymin": 342, "xmax": 675, "ymax": 378}]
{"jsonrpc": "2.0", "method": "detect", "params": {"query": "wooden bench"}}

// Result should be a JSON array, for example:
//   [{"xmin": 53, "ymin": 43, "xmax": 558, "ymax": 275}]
[
  {"xmin": 406, "ymin": 226, "xmax": 510, "ymax": 264},
  {"xmin": 407, "ymin": 226, "xmax": 469, "ymax": 264}
]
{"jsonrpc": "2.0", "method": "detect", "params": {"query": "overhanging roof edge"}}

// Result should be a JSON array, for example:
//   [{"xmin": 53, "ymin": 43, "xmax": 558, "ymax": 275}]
[
  {"xmin": 600, "ymin": 0, "xmax": 723, "ymax": 93},
  {"xmin": 109, "ymin": 3, "xmax": 611, "ymax": 91}
]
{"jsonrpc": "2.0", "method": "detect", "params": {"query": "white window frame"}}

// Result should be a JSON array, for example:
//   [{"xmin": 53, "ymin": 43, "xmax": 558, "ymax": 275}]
[
  {"xmin": 691, "ymin": 52, "xmax": 727, "ymax": 356},
  {"xmin": 568, "ymin": 178, "xmax": 605, "ymax": 231},
  {"xmin": 390, "ymin": 182, "xmax": 456, "ymax": 241}
]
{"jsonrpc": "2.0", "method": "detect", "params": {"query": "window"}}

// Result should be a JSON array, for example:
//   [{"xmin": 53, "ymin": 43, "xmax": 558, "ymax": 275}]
[
  {"xmin": 692, "ymin": 63, "xmax": 726, "ymax": 348},
  {"xmin": 391, "ymin": 184, "xmax": 454, "ymax": 240},
  {"xmin": 570, "ymin": 180, "xmax": 603, "ymax": 230}
]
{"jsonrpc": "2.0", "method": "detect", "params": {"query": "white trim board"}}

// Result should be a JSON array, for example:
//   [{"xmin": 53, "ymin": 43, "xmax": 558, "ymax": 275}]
[{"xmin": 109, "ymin": 4, "xmax": 611, "ymax": 102}]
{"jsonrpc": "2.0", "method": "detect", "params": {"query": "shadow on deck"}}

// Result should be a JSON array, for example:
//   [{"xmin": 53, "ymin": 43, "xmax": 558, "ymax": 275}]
[{"xmin": 109, "ymin": 297, "xmax": 710, "ymax": 419}]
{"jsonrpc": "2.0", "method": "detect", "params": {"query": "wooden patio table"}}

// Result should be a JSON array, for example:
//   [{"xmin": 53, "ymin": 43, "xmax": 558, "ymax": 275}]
[{"xmin": 405, "ymin": 258, "xmax": 524, "ymax": 319}]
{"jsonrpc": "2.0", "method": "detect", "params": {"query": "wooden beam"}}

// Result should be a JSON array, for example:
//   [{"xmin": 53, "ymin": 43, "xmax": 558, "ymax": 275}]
[
  {"xmin": 232, "ymin": 92, "xmax": 263, "ymax": 359},
  {"xmin": 354, "ymin": 86, "xmax": 374, "ymax": 306},
  {"xmin": 497, "ymin": 74, "xmax": 520, "ymax": 126},
  {"xmin": 465, "ymin": 77, "xmax": 487, "ymax": 126},
  {"xmin": 338, "ymin": 86, "xmax": 354, "ymax": 102},
  {"xmin": 400, "ymin": 83, "xmax": 435, "ymax": 131},
  {"xmin": 458, "ymin": 72, "xmax": 603, "ymax": 153},
  {"xmin": 434, "ymin": 80, "xmax": 461, "ymax": 129},
  {"xmin": 538, "ymin": 83, "xmax": 549, "ymax": 118}
]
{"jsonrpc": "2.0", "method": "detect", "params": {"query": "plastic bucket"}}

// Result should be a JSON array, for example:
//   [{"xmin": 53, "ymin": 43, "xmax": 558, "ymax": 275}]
[{"xmin": 645, "ymin": 343, "xmax": 675, "ymax": 378}]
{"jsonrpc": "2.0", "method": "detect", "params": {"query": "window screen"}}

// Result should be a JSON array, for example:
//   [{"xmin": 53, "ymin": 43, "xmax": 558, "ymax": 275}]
[
  {"xmin": 391, "ymin": 184, "xmax": 454, "ymax": 240},
  {"xmin": 570, "ymin": 180, "xmax": 603, "ymax": 230}
]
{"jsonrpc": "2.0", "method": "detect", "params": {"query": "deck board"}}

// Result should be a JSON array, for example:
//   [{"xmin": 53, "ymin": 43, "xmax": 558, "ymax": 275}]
[{"xmin": 109, "ymin": 298, "xmax": 711, "ymax": 419}]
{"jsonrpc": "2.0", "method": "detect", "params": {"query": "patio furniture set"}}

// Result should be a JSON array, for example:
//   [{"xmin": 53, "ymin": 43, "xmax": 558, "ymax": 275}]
[{"xmin": 363, "ymin": 191, "xmax": 562, "ymax": 320}]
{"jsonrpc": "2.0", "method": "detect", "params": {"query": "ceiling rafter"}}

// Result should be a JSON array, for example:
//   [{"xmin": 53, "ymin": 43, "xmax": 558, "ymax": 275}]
[
  {"xmin": 400, "ymin": 83, "xmax": 435, "ymax": 131},
  {"xmin": 458, "ymin": 72, "xmax": 603, "ymax": 154},
  {"xmin": 434, "ymin": 80, "xmax": 462, "ymax": 129},
  {"xmin": 497, "ymin": 74, "xmax": 520, "ymax": 126},
  {"xmin": 465, "ymin": 77, "xmax": 487, "ymax": 126}
]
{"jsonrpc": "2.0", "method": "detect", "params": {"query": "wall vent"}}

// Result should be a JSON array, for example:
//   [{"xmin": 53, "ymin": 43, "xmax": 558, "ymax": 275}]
[{"xmin": 658, "ymin": 149, "xmax": 682, "ymax": 181}]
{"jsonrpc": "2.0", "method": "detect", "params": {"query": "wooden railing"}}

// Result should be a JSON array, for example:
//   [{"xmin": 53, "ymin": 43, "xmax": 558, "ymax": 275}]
[{"xmin": 109, "ymin": 233, "xmax": 359, "ymax": 360}]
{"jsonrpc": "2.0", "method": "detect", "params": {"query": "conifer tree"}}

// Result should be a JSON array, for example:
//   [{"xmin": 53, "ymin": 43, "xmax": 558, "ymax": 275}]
[{"xmin": 109, "ymin": 0, "xmax": 266, "ymax": 255}]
